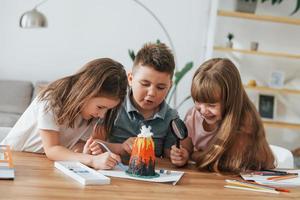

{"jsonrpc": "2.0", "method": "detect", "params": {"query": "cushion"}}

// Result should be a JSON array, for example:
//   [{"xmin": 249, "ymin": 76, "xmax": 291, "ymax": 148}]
[
  {"xmin": 0, "ymin": 80, "xmax": 33, "ymax": 114},
  {"xmin": 0, "ymin": 127, "xmax": 12, "ymax": 142},
  {"xmin": 0, "ymin": 112, "xmax": 21, "ymax": 127}
]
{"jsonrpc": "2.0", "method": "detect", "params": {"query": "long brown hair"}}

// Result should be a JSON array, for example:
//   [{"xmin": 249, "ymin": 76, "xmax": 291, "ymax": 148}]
[
  {"xmin": 191, "ymin": 58, "xmax": 275, "ymax": 173},
  {"xmin": 39, "ymin": 58, "xmax": 128, "ymax": 135}
]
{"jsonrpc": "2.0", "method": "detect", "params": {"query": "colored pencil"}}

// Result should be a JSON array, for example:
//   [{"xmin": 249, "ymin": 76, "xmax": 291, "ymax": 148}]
[
  {"xmin": 225, "ymin": 179, "xmax": 290, "ymax": 193},
  {"xmin": 242, "ymin": 180, "xmax": 290, "ymax": 192},
  {"xmin": 224, "ymin": 185, "xmax": 280, "ymax": 194},
  {"xmin": 267, "ymin": 174, "xmax": 298, "ymax": 181}
]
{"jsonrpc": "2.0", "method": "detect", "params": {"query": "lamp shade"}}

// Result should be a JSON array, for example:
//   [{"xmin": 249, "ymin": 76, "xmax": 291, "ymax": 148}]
[{"xmin": 19, "ymin": 8, "xmax": 47, "ymax": 28}]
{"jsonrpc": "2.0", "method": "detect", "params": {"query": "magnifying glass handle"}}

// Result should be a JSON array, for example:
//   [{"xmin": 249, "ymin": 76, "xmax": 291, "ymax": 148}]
[{"xmin": 176, "ymin": 139, "xmax": 180, "ymax": 148}]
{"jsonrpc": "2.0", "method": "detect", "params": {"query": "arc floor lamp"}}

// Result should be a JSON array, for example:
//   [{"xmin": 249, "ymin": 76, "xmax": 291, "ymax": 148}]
[
  {"xmin": 19, "ymin": 0, "xmax": 178, "ymax": 105},
  {"xmin": 19, "ymin": 0, "xmax": 176, "ymax": 60}
]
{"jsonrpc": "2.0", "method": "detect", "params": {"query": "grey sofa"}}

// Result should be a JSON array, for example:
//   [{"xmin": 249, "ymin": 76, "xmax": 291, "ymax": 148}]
[
  {"xmin": 0, "ymin": 80, "xmax": 34, "ymax": 127},
  {"xmin": 0, "ymin": 80, "xmax": 47, "ymax": 141}
]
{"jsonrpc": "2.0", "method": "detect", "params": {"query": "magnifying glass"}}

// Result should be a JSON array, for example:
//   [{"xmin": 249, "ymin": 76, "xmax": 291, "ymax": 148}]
[{"xmin": 170, "ymin": 118, "xmax": 188, "ymax": 148}]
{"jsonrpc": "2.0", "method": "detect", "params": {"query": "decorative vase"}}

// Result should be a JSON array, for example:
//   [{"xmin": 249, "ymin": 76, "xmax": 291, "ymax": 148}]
[
  {"xmin": 235, "ymin": 0, "xmax": 257, "ymax": 13},
  {"xmin": 250, "ymin": 41, "xmax": 259, "ymax": 51},
  {"xmin": 226, "ymin": 41, "xmax": 233, "ymax": 48}
]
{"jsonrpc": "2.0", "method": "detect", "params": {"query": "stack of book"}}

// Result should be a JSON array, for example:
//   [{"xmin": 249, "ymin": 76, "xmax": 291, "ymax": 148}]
[{"xmin": 0, "ymin": 145, "xmax": 15, "ymax": 180}]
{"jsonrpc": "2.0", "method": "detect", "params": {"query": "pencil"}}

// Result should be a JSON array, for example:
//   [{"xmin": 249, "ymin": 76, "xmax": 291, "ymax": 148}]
[
  {"xmin": 224, "ymin": 185, "xmax": 280, "ymax": 194},
  {"xmin": 226, "ymin": 180, "xmax": 274, "ymax": 191},
  {"xmin": 243, "ymin": 180, "xmax": 290, "ymax": 193},
  {"xmin": 267, "ymin": 174, "xmax": 298, "ymax": 181},
  {"xmin": 225, "ymin": 179, "xmax": 290, "ymax": 193}
]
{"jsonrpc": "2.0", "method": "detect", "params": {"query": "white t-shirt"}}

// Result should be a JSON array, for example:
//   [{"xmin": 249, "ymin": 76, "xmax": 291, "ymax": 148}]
[{"xmin": 1, "ymin": 97, "xmax": 94, "ymax": 153}]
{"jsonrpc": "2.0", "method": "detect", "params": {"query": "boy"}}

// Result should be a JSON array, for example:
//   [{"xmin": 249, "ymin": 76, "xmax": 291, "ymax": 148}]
[{"xmin": 102, "ymin": 42, "xmax": 178, "ymax": 158}]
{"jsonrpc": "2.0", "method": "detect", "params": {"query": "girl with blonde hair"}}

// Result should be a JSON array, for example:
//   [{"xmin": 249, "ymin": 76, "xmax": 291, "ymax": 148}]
[
  {"xmin": 170, "ymin": 58, "xmax": 275, "ymax": 173},
  {"xmin": 1, "ymin": 58, "xmax": 128, "ymax": 170}
]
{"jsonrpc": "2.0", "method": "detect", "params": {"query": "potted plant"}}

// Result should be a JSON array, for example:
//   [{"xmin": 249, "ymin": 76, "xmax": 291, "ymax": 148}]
[
  {"xmin": 236, "ymin": 0, "xmax": 300, "ymax": 15},
  {"xmin": 226, "ymin": 33, "xmax": 234, "ymax": 48},
  {"xmin": 236, "ymin": 0, "xmax": 258, "ymax": 13}
]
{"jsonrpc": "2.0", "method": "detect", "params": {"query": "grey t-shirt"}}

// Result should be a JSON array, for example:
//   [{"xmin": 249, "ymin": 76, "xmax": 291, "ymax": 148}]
[{"xmin": 108, "ymin": 94, "xmax": 178, "ymax": 157}]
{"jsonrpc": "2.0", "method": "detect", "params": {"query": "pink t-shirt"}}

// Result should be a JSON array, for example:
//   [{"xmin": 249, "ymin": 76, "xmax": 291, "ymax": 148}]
[{"xmin": 185, "ymin": 107, "xmax": 217, "ymax": 151}]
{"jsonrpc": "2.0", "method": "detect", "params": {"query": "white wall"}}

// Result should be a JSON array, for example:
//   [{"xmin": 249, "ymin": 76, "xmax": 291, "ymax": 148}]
[
  {"xmin": 3, "ymin": 0, "xmax": 298, "ymax": 150},
  {"xmin": 213, "ymin": 0, "xmax": 300, "ymax": 150},
  {"xmin": 0, "ymin": 0, "xmax": 213, "ymax": 118}
]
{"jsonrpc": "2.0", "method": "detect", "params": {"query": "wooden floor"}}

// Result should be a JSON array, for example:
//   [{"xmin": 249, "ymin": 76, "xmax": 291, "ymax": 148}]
[{"xmin": 0, "ymin": 152, "xmax": 300, "ymax": 200}]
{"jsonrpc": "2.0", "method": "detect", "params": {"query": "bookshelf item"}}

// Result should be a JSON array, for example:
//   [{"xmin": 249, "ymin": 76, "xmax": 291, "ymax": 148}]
[
  {"xmin": 250, "ymin": 41, "xmax": 259, "ymax": 51},
  {"xmin": 214, "ymin": 46, "xmax": 300, "ymax": 60},
  {"xmin": 215, "ymin": 8, "xmax": 300, "ymax": 132},
  {"xmin": 244, "ymin": 85, "xmax": 300, "ymax": 95},
  {"xmin": 263, "ymin": 120, "xmax": 300, "ymax": 130},
  {"xmin": 269, "ymin": 71, "xmax": 285, "ymax": 88},
  {"xmin": 258, "ymin": 94, "xmax": 276, "ymax": 119},
  {"xmin": 217, "ymin": 10, "xmax": 300, "ymax": 26},
  {"xmin": 0, "ymin": 145, "xmax": 15, "ymax": 180}
]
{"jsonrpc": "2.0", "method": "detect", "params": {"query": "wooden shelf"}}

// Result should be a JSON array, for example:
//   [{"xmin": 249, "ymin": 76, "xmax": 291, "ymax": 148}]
[
  {"xmin": 214, "ymin": 46, "xmax": 300, "ymax": 60},
  {"xmin": 263, "ymin": 120, "xmax": 300, "ymax": 130},
  {"xmin": 244, "ymin": 85, "xmax": 300, "ymax": 95},
  {"xmin": 218, "ymin": 10, "xmax": 300, "ymax": 26}
]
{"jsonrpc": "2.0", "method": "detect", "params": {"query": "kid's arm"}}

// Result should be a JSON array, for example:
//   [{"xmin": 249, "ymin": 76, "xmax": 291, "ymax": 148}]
[
  {"xmin": 169, "ymin": 137, "xmax": 193, "ymax": 166},
  {"xmin": 39, "ymin": 129, "xmax": 121, "ymax": 170},
  {"xmin": 71, "ymin": 139, "xmax": 85, "ymax": 153},
  {"xmin": 93, "ymin": 138, "xmax": 135, "ymax": 156},
  {"xmin": 89, "ymin": 123, "xmax": 131, "ymax": 156}
]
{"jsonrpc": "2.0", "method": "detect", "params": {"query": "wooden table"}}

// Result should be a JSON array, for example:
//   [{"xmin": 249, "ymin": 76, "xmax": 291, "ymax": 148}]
[{"xmin": 1, "ymin": 152, "xmax": 299, "ymax": 200}]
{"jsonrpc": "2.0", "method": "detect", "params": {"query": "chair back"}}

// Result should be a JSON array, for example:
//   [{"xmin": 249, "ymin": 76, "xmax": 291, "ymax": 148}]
[{"xmin": 270, "ymin": 144, "xmax": 294, "ymax": 169}]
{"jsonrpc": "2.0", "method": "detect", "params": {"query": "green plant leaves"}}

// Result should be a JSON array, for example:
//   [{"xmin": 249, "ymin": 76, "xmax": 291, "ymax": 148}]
[
  {"xmin": 167, "ymin": 62, "xmax": 194, "ymax": 105},
  {"xmin": 174, "ymin": 62, "xmax": 193, "ymax": 85},
  {"xmin": 259, "ymin": 0, "xmax": 300, "ymax": 15},
  {"xmin": 292, "ymin": 0, "xmax": 300, "ymax": 15},
  {"xmin": 128, "ymin": 49, "xmax": 135, "ymax": 61}
]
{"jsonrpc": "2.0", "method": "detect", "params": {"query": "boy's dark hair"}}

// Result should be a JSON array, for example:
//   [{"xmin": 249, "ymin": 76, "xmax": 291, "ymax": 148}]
[{"xmin": 133, "ymin": 42, "xmax": 175, "ymax": 77}]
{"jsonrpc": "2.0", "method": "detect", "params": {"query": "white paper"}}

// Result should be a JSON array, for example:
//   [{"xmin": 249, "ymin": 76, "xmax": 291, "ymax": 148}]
[
  {"xmin": 241, "ymin": 169, "xmax": 300, "ymax": 187},
  {"xmin": 98, "ymin": 166, "xmax": 184, "ymax": 185}
]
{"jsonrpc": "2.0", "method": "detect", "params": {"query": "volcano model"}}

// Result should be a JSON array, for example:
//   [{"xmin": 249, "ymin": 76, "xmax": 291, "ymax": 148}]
[{"xmin": 126, "ymin": 126, "xmax": 159, "ymax": 178}]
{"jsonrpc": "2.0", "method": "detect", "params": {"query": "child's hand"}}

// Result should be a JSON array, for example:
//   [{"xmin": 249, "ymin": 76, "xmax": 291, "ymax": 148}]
[
  {"xmin": 170, "ymin": 145, "xmax": 189, "ymax": 167},
  {"xmin": 122, "ymin": 137, "xmax": 136, "ymax": 154},
  {"xmin": 91, "ymin": 152, "xmax": 121, "ymax": 170},
  {"xmin": 83, "ymin": 138, "xmax": 103, "ymax": 155}
]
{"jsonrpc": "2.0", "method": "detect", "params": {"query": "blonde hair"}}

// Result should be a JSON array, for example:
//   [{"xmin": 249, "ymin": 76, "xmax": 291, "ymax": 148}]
[
  {"xmin": 39, "ymin": 58, "xmax": 128, "ymax": 135},
  {"xmin": 192, "ymin": 58, "xmax": 275, "ymax": 173}
]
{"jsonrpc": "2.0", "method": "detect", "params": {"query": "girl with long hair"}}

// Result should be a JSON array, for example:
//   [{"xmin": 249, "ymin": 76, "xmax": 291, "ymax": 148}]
[
  {"xmin": 170, "ymin": 58, "xmax": 275, "ymax": 173},
  {"xmin": 1, "ymin": 58, "xmax": 128, "ymax": 170}
]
